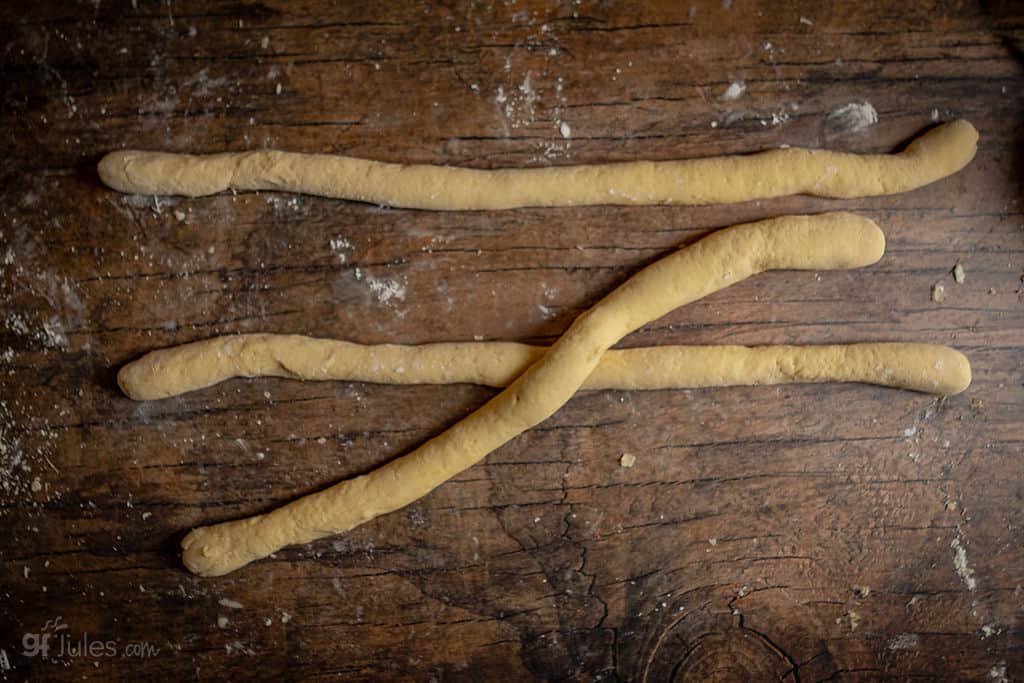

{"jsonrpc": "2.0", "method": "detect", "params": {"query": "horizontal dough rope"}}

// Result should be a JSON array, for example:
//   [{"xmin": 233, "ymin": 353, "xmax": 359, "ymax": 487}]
[
  {"xmin": 98, "ymin": 121, "xmax": 977, "ymax": 210},
  {"xmin": 119, "ymin": 335, "xmax": 971, "ymax": 400},
  {"xmin": 180, "ymin": 212, "xmax": 885, "ymax": 576}
]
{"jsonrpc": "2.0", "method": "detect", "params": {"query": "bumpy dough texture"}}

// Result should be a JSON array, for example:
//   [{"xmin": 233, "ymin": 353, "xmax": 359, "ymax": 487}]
[
  {"xmin": 180, "ymin": 213, "xmax": 885, "ymax": 576},
  {"xmin": 98, "ymin": 121, "xmax": 978, "ymax": 210},
  {"xmin": 119, "ymin": 335, "xmax": 971, "ymax": 400}
]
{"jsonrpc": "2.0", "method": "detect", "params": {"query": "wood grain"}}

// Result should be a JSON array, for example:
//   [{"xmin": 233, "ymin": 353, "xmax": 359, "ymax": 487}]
[{"xmin": 1, "ymin": 1, "xmax": 1022, "ymax": 680}]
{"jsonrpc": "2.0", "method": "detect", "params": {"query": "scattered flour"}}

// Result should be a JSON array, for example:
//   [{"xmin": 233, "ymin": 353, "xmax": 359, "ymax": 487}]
[
  {"xmin": 366, "ymin": 277, "xmax": 406, "ymax": 305},
  {"xmin": 720, "ymin": 105, "xmax": 795, "ymax": 129},
  {"xmin": 828, "ymin": 101, "xmax": 878, "ymax": 133},
  {"xmin": 4, "ymin": 313, "xmax": 68, "ymax": 350},
  {"xmin": 950, "ymin": 531, "xmax": 977, "ymax": 591},
  {"xmin": 264, "ymin": 195, "xmax": 303, "ymax": 213},
  {"xmin": 4, "ymin": 313, "xmax": 28, "ymax": 336},
  {"xmin": 495, "ymin": 72, "xmax": 537, "ymax": 130},
  {"xmin": 40, "ymin": 318, "xmax": 68, "ymax": 350},
  {"xmin": 0, "ymin": 396, "xmax": 58, "ymax": 508},
  {"xmin": 837, "ymin": 610, "xmax": 860, "ymax": 631},
  {"xmin": 980, "ymin": 623, "xmax": 1002, "ymax": 639},
  {"xmin": 887, "ymin": 633, "xmax": 919, "ymax": 651},
  {"xmin": 721, "ymin": 81, "xmax": 746, "ymax": 101},
  {"xmin": 989, "ymin": 662, "xmax": 1008, "ymax": 682},
  {"xmin": 329, "ymin": 236, "xmax": 353, "ymax": 263},
  {"xmin": 226, "ymin": 643, "xmax": 256, "ymax": 655},
  {"xmin": 0, "ymin": 411, "xmax": 32, "ymax": 498},
  {"xmin": 185, "ymin": 68, "xmax": 229, "ymax": 97}
]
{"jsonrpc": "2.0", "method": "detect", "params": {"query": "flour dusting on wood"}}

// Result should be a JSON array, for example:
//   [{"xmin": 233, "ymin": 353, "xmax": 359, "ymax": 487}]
[
  {"xmin": 828, "ymin": 102, "xmax": 878, "ymax": 133},
  {"xmin": 950, "ymin": 531, "xmax": 977, "ymax": 591},
  {"xmin": 721, "ymin": 81, "xmax": 746, "ymax": 101},
  {"xmin": 329, "ymin": 236, "xmax": 353, "ymax": 263},
  {"xmin": 366, "ymin": 277, "xmax": 406, "ymax": 305},
  {"xmin": 888, "ymin": 633, "xmax": 919, "ymax": 651}
]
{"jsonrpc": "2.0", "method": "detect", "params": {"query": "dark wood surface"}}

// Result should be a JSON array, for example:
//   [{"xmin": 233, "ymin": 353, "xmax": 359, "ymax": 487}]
[{"xmin": 2, "ymin": 1, "xmax": 1022, "ymax": 680}]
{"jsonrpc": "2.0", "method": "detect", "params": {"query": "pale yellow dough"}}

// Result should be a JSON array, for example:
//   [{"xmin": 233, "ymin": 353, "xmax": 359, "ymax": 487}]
[
  {"xmin": 98, "ymin": 121, "xmax": 977, "ymax": 210},
  {"xmin": 180, "ymin": 213, "xmax": 886, "ymax": 576},
  {"xmin": 119, "ymin": 336, "xmax": 971, "ymax": 400}
]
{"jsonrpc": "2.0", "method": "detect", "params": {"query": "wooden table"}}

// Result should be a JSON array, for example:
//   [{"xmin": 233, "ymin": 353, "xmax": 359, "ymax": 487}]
[{"xmin": 2, "ymin": 2, "xmax": 1021, "ymax": 680}]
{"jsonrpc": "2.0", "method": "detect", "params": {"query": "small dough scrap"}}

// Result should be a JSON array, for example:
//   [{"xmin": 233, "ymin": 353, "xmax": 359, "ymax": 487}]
[
  {"xmin": 180, "ymin": 212, "xmax": 885, "ymax": 576},
  {"xmin": 118, "ymin": 337, "xmax": 972, "ymax": 400},
  {"xmin": 98, "ymin": 121, "xmax": 978, "ymax": 210}
]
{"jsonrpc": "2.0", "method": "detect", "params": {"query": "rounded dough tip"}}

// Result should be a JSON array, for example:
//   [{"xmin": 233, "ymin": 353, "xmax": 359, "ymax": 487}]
[
  {"xmin": 945, "ymin": 119, "xmax": 979, "ymax": 144},
  {"xmin": 940, "ymin": 119, "xmax": 980, "ymax": 164},
  {"xmin": 116, "ymin": 364, "xmax": 141, "ymax": 400},
  {"xmin": 828, "ymin": 212, "xmax": 885, "ymax": 266},
  {"xmin": 909, "ymin": 119, "xmax": 979, "ymax": 170},
  {"xmin": 181, "ymin": 528, "xmax": 227, "ymax": 577},
  {"xmin": 117, "ymin": 360, "xmax": 168, "ymax": 401},
  {"xmin": 860, "ymin": 216, "xmax": 886, "ymax": 264},
  {"xmin": 97, "ymin": 150, "xmax": 136, "ymax": 192},
  {"xmin": 943, "ymin": 347, "xmax": 972, "ymax": 395}
]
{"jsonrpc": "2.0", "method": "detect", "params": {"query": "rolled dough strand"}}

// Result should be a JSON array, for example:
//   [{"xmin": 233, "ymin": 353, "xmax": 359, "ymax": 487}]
[
  {"xmin": 181, "ymin": 212, "xmax": 885, "ymax": 576},
  {"xmin": 98, "ymin": 121, "xmax": 977, "ymax": 210},
  {"xmin": 118, "ymin": 336, "xmax": 971, "ymax": 400}
]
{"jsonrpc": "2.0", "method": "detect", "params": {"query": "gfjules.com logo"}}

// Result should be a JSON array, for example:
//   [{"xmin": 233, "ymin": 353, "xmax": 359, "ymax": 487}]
[{"xmin": 18, "ymin": 616, "xmax": 159, "ymax": 661}]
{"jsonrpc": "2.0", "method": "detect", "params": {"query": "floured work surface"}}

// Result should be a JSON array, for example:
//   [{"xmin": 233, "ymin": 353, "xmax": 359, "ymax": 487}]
[{"xmin": 1, "ymin": 2, "xmax": 1022, "ymax": 680}]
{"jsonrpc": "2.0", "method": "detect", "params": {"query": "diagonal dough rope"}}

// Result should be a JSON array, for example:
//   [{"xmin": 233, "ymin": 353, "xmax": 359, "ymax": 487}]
[
  {"xmin": 98, "ymin": 121, "xmax": 977, "ymax": 210},
  {"xmin": 180, "ymin": 212, "xmax": 885, "ymax": 576},
  {"xmin": 118, "ymin": 335, "xmax": 972, "ymax": 400}
]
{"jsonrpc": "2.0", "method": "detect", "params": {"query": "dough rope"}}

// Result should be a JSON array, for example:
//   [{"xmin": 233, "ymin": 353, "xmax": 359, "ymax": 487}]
[
  {"xmin": 180, "ymin": 212, "xmax": 885, "ymax": 576},
  {"xmin": 98, "ymin": 121, "xmax": 977, "ymax": 210},
  {"xmin": 119, "ymin": 336, "xmax": 972, "ymax": 400}
]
